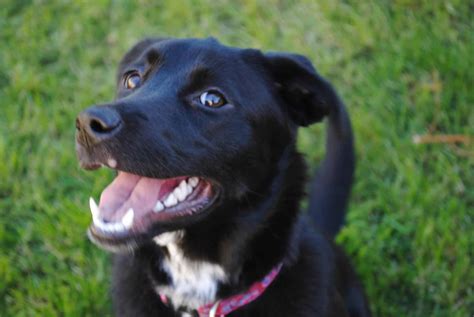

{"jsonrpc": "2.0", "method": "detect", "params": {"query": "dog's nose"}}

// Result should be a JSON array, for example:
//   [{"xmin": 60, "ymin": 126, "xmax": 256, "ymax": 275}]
[{"xmin": 76, "ymin": 106, "xmax": 122, "ymax": 144}]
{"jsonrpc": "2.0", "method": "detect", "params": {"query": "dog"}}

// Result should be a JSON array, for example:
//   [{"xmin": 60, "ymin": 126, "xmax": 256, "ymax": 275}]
[{"xmin": 75, "ymin": 37, "xmax": 371, "ymax": 317}]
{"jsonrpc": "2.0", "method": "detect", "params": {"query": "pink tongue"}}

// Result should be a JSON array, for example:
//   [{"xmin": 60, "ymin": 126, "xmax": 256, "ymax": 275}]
[{"xmin": 99, "ymin": 172, "xmax": 182, "ymax": 222}]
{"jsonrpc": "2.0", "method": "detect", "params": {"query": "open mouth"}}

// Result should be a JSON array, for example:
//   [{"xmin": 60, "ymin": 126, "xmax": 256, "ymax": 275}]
[{"xmin": 88, "ymin": 171, "xmax": 218, "ymax": 246}]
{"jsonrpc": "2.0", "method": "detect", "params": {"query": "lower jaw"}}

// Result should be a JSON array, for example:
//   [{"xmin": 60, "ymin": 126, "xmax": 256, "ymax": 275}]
[
  {"xmin": 87, "ymin": 227, "xmax": 145, "ymax": 253},
  {"xmin": 88, "ymin": 187, "xmax": 220, "ymax": 252}
]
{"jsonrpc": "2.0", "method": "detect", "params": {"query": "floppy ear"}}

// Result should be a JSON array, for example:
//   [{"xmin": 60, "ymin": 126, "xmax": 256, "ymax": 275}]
[{"xmin": 264, "ymin": 52, "xmax": 339, "ymax": 126}]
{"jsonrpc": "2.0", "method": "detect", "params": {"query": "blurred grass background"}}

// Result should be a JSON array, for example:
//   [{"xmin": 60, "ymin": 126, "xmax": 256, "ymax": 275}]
[{"xmin": 0, "ymin": 0, "xmax": 472, "ymax": 316}]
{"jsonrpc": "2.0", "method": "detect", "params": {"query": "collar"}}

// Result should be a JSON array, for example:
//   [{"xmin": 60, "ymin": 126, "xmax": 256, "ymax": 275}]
[{"xmin": 160, "ymin": 263, "xmax": 283, "ymax": 317}]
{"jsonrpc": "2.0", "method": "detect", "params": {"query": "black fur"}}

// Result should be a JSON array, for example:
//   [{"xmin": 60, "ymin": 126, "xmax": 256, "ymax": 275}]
[{"xmin": 76, "ymin": 37, "xmax": 370, "ymax": 316}]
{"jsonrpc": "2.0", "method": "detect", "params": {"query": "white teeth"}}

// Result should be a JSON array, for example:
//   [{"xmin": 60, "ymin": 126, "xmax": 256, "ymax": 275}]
[
  {"xmin": 111, "ymin": 222, "xmax": 125, "ymax": 232},
  {"xmin": 151, "ymin": 178, "xmax": 200, "ymax": 213},
  {"xmin": 89, "ymin": 197, "xmax": 100, "ymax": 220},
  {"xmin": 93, "ymin": 219, "xmax": 126, "ymax": 233},
  {"xmin": 121, "ymin": 208, "xmax": 134, "ymax": 229},
  {"xmin": 189, "ymin": 177, "xmax": 199, "ymax": 187},
  {"xmin": 89, "ymin": 197, "xmax": 129, "ymax": 233},
  {"xmin": 93, "ymin": 217, "xmax": 123, "ymax": 233},
  {"xmin": 164, "ymin": 193, "xmax": 178, "ymax": 207},
  {"xmin": 179, "ymin": 180, "xmax": 188, "ymax": 192},
  {"xmin": 153, "ymin": 201, "xmax": 164, "ymax": 213},
  {"xmin": 174, "ymin": 185, "xmax": 187, "ymax": 202}
]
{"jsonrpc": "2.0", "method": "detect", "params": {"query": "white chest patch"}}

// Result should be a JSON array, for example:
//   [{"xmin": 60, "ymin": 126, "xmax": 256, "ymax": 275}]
[{"xmin": 153, "ymin": 231, "xmax": 227, "ymax": 311}]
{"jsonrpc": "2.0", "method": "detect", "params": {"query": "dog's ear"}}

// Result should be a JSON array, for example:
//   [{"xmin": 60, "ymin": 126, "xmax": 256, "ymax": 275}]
[
  {"xmin": 116, "ymin": 38, "xmax": 167, "ymax": 81},
  {"xmin": 264, "ymin": 52, "xmax": 338, "ymax": 126}
]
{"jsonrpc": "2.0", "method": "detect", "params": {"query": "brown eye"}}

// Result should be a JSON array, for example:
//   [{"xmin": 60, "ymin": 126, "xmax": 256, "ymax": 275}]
[
  {"xmin": 199, "ymin": 91, "xmax": 226, "ymax": 108},
  {"xmin": 124, "ymin": 72, "xmax": 141, "ymax": 89}
]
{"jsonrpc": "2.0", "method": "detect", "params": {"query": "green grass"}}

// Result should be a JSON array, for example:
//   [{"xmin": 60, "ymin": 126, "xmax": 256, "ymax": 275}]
[{"xmin": 0, "ymin": 1, "xmax": 472, "ymax": 316}]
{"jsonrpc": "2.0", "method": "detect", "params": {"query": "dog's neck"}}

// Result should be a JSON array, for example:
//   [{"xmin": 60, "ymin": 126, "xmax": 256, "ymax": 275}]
[
  {"xmin": 152, "ymin": 230, "xmax": 228, "ymax": 311},
  {"xmin": 149, "ymin": 147, "xmax": 306, "ymax": 312}
]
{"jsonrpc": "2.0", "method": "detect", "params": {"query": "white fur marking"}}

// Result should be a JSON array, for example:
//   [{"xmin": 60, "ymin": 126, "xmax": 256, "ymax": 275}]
[
  {"xmin": 107, "ymin": 158, "xmax": 117, "ymax": 168},
  {"xmin": 153, "ymin": 231, "xmax": 227, "ymax": 310}
]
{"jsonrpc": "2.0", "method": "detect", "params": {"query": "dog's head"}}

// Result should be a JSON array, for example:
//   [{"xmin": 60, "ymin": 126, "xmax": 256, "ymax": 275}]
[{"xmin": 76, "ymin": 38, "xmax": 334, "ymax": 252}]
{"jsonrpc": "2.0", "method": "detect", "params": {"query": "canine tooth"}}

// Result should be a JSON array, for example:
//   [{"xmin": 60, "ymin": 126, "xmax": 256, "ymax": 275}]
[
  {"xmin": 164, "ymin": 193, "xmax": 178, "ymax": 207},
  {"xmin": 93, "ymin": 217, "xmax": 102, "ymax": 228},
  {"xmin": 89, "ymin": 197, "xmax": 100, "ymax": 220},
  {"xmin": 153, "ymin": 201, "xmax": 164, "ymax": 212},
  {"xmin": 121, "ymin": 208, "xmax": 134, "ymax": 229},
  {"xmin": 174, "ymin": 186, "xmax": 187, "ymax": 202},
  {"xmin": 189, "ymin": 177, "xmax": 199, "ymax": 187}
]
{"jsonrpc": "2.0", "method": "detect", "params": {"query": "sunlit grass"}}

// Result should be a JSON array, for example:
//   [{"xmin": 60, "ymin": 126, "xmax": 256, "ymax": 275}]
[{"xmin": 0, "ymin": 1, "xmax": 472, "ymax": 316}]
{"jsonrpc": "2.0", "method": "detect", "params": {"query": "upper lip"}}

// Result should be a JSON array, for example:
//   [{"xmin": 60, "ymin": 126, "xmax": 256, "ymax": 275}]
[
  {"xmin": 75, "ymin": 142, "xmax": 101, "ymax": 169},
  {"xmin": 76, "ymin": 142, "xmax": 117, "ymax": 170}
]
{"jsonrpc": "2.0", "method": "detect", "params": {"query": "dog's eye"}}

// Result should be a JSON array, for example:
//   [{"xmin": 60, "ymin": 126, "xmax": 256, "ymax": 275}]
[
  {"xmin": 124, "ymin": 72, "xmax": 141, "ymax": 90},
  {"xmin": 199, "ymin": 91, "xmax": 226, "ymax": 108}
]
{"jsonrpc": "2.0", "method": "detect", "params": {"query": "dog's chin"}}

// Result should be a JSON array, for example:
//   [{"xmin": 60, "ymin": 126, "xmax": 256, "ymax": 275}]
[{"xmin": 86, "ymin": 171, "xmax": 221, "ymax": 253}]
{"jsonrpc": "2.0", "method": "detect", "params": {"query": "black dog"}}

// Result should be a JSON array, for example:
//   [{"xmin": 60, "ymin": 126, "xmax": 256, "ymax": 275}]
[{"xmin": 76, "ymin": 37, "xmax": 371, "ymax": 317}]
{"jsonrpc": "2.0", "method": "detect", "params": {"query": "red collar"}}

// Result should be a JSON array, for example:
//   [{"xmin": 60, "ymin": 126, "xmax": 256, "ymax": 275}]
[{"xmin": 160, "ymin": 263, "xmax": 283, "ymax": 317}]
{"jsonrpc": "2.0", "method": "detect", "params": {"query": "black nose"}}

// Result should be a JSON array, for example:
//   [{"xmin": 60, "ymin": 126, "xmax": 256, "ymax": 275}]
[{"xmin": 76, "ymin": 106, "xmax": 122, "ymax": 145}]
